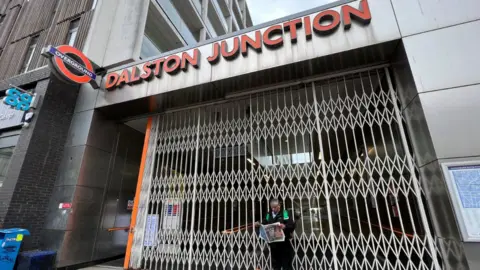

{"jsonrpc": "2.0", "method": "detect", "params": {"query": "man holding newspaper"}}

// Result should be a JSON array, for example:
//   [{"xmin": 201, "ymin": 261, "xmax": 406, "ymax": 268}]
[{"xmin": 255, "ymin": 199, "xmax": 295, "ymax": 270}]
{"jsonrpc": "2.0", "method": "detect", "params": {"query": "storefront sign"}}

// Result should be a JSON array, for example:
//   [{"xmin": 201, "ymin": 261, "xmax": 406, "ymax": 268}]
[
  {"xmin": 0, "ymin": 102, "xmax": 26, "ymax": 130},
  {"xmin": 2, "ymin": 88, "xmax": 33, "ymax": 111},
  {"xmin": 105, "ymin": 0, "xmax": 371, "ymax": 91},
  {"xmin": 42, "ymin": 45, "xmax": 97, "ymax": 85}
]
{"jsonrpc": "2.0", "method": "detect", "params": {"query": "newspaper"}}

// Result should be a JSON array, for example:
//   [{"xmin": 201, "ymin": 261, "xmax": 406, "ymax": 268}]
[{"xmin": 259, "ymin": 222, "xmax": 285, "ymax": 243}]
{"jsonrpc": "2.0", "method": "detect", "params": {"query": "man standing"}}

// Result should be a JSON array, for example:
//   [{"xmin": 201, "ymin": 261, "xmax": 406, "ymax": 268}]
[{"xmin": 256, "ymin": 199, "xmax": 295, "ymax": 270}]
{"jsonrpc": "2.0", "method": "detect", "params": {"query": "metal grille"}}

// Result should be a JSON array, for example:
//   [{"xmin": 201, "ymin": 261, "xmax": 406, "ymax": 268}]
[{"xmin": 131, "ymin": 67, "xmax": 440, "ymax": 270}]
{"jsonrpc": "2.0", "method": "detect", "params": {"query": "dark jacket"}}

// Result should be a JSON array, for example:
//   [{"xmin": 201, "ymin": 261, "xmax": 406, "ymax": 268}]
[{"xmin": 262, "ymin": 209, "xmax": 296, "ymax": 240}]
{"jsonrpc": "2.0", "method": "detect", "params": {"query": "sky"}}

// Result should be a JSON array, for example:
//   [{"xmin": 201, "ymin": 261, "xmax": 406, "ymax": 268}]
[{"xmin": 246, "ymin": 0, "xmax": 336, "ymax": 25}]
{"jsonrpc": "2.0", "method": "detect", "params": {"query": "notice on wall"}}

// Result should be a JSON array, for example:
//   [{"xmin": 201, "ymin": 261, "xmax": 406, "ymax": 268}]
[
  {"xmin": 445, "ymin": 164, "xmax": 480, "ymax": 241},
  {"xmin": 127, "ymin": 200, "xmax": 134, "ymax": 210},
  {"xmin": 162, "ymin": 201, "xmax": 181, "ymax": 230},
  {"xmin": 144, "ymin": 214, "xmax": 159, "ymax": 247}
]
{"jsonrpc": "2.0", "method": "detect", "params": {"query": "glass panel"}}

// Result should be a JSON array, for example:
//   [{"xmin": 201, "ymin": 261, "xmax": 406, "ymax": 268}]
[
  {"xmin": 66, "ymin": 19, "xmax": 80, "ymax": 46},
  {"xmin": 232, "ymin": 0, "xmax": 243, "ymax": 28},
  {"xmin": 140, "ymin": 34, "xmax": 162, "ymax": 59},
  {"xmin": 19, "ymin": 36, "xmax": 38, "ymax": 74},
  {"xmin": 66, "ymin": 31, "xmax": 77, "ymax": 46},
  {"xmin": 210, "ymin": 0, "xmax": 227, "ymax": 31},
  {"xmin": 192, "ymin": 0, "xmax": 202, "ymax": 14},
  {"xmin": 0, "ymin": 147, "xmax": 14, "ymax": 189},
  {"xmin": 205, "ymin": 17, "xmax": 217, "ymax": 38},
  {"xmin": 156, "ymin": 0, "xmax": 197, "ymax": 45},
  {"xmin": 232, "ymin": 17, "xmax": 239, "ymax": 32},
  {"xmin": 70, "ymin": 19, "xmax": 80, "ymax": 29}
]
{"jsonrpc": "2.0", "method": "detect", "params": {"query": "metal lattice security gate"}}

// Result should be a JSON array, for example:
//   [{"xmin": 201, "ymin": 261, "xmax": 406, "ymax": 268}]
[{"xmin": 130, "ymin": 67, "xmax": 441, "ymax": 270}]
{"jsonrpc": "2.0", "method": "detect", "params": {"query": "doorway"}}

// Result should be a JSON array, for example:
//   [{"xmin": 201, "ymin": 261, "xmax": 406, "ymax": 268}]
[{"xmin": 129, "ymin": 67, "xmax": 440, "ymax": 270}]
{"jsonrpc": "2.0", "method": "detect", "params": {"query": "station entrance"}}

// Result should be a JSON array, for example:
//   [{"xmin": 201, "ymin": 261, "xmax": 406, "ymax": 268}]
[{"xmin": 128, "ymin": 67, "xmax": 440, "ymax": 270}]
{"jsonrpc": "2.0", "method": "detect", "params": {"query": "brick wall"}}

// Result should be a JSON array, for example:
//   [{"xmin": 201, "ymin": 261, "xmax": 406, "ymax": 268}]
[{"xmin": 0, "ymin": 72, "xmax": 79, "ymax": 249}]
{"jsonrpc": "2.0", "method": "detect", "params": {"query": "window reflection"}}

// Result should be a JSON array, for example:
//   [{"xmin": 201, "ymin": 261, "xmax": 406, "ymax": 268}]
[
  {"xmin": 0, "ymin": 147, "xmax": 14, "ymax": 189},
  {"xmin": 140, "ymin": 34, "xmax": 162, "ymax": 59},
  {"xmin": 251, "ymin": 135, "xmax": 314, "ymax": 167},
  {"xmin": 66, "ymin": 19, "xmax": 80, "ymax": 46},
  {"xmin": 19, "ymin": 36, "xmax": 39, "ymax": 74},
  {"xmin": 156, "ymin": 0, "xmax": 197, "ymax": 45}
]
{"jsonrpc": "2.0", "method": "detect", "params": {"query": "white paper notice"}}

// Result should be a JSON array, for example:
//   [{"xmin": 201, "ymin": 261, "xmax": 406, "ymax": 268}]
[{"xmin": 144, "ymin": 214, "xmax": 159, "ymax": 247}]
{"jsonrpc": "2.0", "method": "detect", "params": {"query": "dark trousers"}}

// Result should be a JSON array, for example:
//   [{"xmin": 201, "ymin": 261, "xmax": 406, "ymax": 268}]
[{"xmin": 270, "ymin": 240, "xmax": 293, "ymax": 270}]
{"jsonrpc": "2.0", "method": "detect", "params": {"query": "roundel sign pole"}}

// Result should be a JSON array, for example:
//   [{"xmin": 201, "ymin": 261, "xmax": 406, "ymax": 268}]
[{"xmin": 41, "ymin": 45, "xmax": 99, "ymax": 88}]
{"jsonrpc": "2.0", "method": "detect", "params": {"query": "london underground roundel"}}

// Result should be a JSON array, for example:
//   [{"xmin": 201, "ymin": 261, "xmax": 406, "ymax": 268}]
[{"xmin": 42, "ymin": 45, "xmax": 96, "ymax": 85}]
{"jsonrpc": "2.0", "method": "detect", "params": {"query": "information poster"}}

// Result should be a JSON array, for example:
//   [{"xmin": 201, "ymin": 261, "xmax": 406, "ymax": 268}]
[
  {"xmin": 162, "ymin": 201, "xmax": 181, "ymax": 230},
  {"xmin": 445, "ymin": 164, "xmax": 480, "ymax": 241},
  {"xmin": 144, "ymin": 214, "xmax": 159, "ymax": 247},
  {"xmin": 159, "ymin": 200, "xmax": 182, "ymax": 254}
]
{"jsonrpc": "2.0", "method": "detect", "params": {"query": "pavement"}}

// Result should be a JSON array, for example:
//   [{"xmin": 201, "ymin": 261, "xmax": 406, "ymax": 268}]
[
  {"xmin": 81, "ymin": 266, "xmax": 122, "ymax": 270},
  {"xmin": 80, "ymin": 258, "xmax": 124, "ymax": 270}
]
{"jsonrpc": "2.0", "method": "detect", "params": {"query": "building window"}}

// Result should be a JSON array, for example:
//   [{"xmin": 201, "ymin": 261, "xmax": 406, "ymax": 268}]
[
  {"xmin": 0, "ymin": 147, "xmax": 14, "ymax": 189},
  {"xmin": 19, "ymin": 35, "xmax": 39, "ymax": 74},
  {"xmin": 140, "ymin": 34, "xmax": 162, "ymax": 59},
  {"xmin": 66, "ymin": 19, "xmax": 80, "ymax": 46}
]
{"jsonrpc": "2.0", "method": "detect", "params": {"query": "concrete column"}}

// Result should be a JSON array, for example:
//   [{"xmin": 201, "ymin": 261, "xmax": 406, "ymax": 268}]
[
  {"xmin": 393, "ymin": 42, "xmax": 470, "ymax": 270},
  {"xmin": 401, "ymin": 18, "xmax": 480, "ymax": 269},
  {"xmin": 200, "ymin": 0, "xmax": 210, "ymax": 40},
  {"xmin": 83, "ymin": 0, "xmax": 149, "ymax": 68},
  {"xmin": 239, "ymin": 0, "xmax": 246, "ymax": 28},
  {"xmin": 39, "ymin": 0, "xmax": 148, "ymax": 266},
  {"xmin": 227, "ymin": 0, "xmax": 233, "ymax": 32},
  {"xmin": 0, "ymin": 69, "xmax": 80, "ymax": 251}
]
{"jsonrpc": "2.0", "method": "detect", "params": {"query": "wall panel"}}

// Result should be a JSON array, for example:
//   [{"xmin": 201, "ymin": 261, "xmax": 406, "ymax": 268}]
[
  {"xmin": 56, "ymin": 0, "xmax": 94, "ymax": 23},
  {"xmin": 28, "ymin": 31, "xmax": 48, "ymax": 71},
  {"xmin": 0, "ymin": 1, "xmax": 9, "ymax": 15},
  {"xmin": 403, "ymin": 20, "xmax": 480, "ymax": 93},
  {"xmin": 0, "ymin": 37, "xmax": 28, "ymax": 80},
  {"xmin": 420, "ymin": 84, "xmax": 480, "ymax": 160},
  {"xmin": 11, "ymin": 0, "xmax": 57, "ymax": 42},
  {"xmin": 0, "ymin": 5, "xmax": 20, "ymax": 49},
  {"xmin": 0, "ymin": 0, "xmax": 95, "ymax": 80},
  {"xmin": 391, "ymin": 0, "xmax": 480, "ymax": 37},
  {"xmin": 36, "ymin": 20, "xmax": 70, "ymax": 68},
  {"xmin": 75, "ymin": 11, "xmax": 94, "ymax": 50}
]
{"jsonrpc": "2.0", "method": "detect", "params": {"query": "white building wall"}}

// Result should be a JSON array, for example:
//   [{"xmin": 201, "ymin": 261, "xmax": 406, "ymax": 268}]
[
  {"xmin": 393, "ymin": 1, "xmax": 480, "ymax": 269},
  {"xmin": 390, "ymin": 0, "xmax": 480, "ymax": 37}
]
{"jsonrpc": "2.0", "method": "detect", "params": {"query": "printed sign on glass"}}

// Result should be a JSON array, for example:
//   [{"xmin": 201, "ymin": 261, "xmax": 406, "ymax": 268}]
[{"xmin": 443, "ymin": 163, "xmax": 480, "ymax": 242}]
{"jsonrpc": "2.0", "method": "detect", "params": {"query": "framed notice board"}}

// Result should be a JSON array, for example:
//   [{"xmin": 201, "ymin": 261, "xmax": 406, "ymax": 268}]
[{"xmin": 442, "ymin": 161, "xmax": 480, "ymax": 242}]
